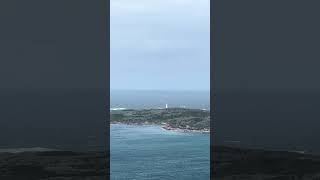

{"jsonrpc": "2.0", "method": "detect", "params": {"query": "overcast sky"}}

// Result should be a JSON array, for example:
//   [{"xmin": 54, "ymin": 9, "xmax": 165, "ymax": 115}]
[{"xmin": 111, "ymin": 0, "xmax": 210, "ymax": 91}]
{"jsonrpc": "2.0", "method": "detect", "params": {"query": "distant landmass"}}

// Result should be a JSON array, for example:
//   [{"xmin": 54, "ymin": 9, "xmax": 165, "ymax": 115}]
[{"xmin": 110, "ymin": 108, "xmax": 210, "ymax": 132}]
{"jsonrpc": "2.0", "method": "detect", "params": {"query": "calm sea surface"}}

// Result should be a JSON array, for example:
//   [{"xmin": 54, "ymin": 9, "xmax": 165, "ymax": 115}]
[
  {"xmin": 110, "ymin": 90, "xmax": 210, "ymax": 110},
  {"xmin": 111, "ymin": 124, "xmax": 210, "ymax": 180}
]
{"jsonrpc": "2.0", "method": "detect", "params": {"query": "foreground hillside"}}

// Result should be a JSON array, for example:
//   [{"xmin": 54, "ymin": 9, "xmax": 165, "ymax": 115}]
[
  {"xmin": 0, "ymin": 151, "xmax": 107, "ymax": 180},
  {"xmin": 2, "ymin": 146, "xmax": 320, "ymax": 179},
  {"xmin": 110, "ymin": 108, "xmax": 210, "ymax": 132},
  {"xmin": 213, "ymin": 146, "xmax": 320, "ymax": 180}
]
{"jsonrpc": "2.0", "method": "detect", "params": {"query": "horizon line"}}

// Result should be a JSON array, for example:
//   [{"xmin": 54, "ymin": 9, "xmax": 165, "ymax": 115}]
[{"xmin": 110, "ymin": 89, "xmax": 210, "ymax": 92}]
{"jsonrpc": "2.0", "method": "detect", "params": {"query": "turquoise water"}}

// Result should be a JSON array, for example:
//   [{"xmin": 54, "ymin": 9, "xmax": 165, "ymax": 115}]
[{"xmin": 111, "ymin": 124, "xmax": 210, "ymax": 180}]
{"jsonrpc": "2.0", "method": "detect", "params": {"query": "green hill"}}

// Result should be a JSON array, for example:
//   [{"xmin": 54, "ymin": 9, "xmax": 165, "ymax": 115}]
[{"xmin": 110, "ymin": 108, "xmax": 210, "ymax": 132}]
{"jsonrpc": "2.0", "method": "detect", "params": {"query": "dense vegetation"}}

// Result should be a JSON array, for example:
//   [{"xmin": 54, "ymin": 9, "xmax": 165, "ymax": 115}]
[{"xmin": 110, "ymin": 108, "xmax": 210, "ymax": 131}]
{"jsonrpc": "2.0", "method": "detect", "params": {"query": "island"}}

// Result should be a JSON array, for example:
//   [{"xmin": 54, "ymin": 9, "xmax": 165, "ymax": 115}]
[{"xmin": 110, "ymin": 108, "xmax": 210, "ymax": 133}]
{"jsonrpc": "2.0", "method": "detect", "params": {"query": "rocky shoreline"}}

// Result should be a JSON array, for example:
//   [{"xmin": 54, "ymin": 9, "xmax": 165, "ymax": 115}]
[
  {"xmin": 162, "ymin": 123, "xmax": 210, "ymax": 133},
  {"xmin": 111, "ymin": 122, "xmax": 210, "ymax": 133}
]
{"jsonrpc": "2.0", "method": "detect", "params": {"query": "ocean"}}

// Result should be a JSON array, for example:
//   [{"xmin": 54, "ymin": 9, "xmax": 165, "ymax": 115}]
[
  {"xmin": 110, "ymin": 90, "xmax": 210, "ymax": 179},
  {"xmin": 0, "ymin": 88, "xmax": 106, "ymax": 151},
  {"xmin": 110, "ymin": 90, "xmax": 210, "ymax": 110},
  {"xmin": 111, "ymin": 124, "xmax": 210, "ymax": 180},
  {"xmin": 215, "ymin": 90, "xmax": 320, "ymax": 154}
]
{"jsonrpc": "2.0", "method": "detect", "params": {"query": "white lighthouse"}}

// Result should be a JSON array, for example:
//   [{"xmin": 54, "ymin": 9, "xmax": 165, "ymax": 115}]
[{"xmin": 165, "ymin": 104, "xmax": 168, "ymax": 109}]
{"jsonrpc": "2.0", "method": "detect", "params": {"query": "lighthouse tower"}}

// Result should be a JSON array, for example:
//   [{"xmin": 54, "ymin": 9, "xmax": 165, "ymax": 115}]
[{"xmin": 165, "ymin": 104, "xmax": 168, "ymax": 109}]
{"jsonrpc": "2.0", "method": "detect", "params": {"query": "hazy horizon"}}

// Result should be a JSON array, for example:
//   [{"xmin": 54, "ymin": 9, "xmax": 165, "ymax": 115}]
[
  {"xmin": 110, "ymin": 89, "xmax": 210, "ymax": 110},
  {"xmin": 110, "ymin": 89, "xmax": 210, "ymax": 92}
]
